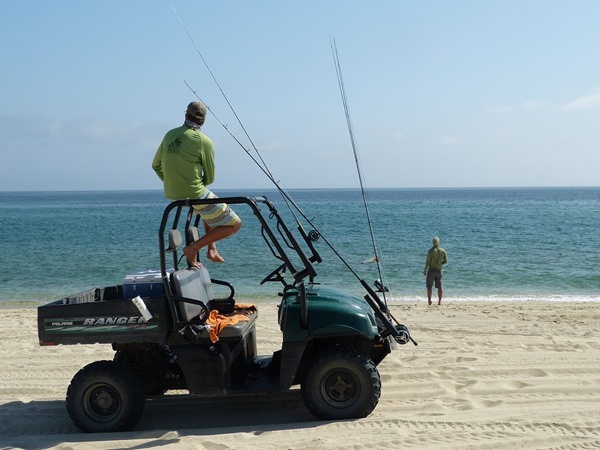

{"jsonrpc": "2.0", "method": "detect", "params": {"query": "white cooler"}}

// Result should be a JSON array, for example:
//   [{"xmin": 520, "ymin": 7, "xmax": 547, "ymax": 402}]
[{"xmin": 123, "ymin": 269, "xmax": 170, "ymax": 299}]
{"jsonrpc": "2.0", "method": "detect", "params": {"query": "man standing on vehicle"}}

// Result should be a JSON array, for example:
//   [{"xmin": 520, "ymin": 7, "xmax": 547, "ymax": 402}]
[
  {"xmin": 423, "ymin": 236, "xmax": 448, "ymax": 305},
  {"xmin": 152, "ymin": 101, "xmax": 242, "ymax": 268}
]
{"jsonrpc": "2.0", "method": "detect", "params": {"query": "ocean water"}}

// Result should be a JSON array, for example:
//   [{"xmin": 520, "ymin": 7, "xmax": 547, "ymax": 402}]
[{"xmin": 0, "ymin": 187, "xmax": 598, "ymax": 305}]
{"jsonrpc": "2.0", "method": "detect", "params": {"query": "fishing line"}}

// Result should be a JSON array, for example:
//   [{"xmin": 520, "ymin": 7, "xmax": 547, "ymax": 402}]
[{"xmin": 330, "ymin": 38, "xmax": 390, "ymax": 306}]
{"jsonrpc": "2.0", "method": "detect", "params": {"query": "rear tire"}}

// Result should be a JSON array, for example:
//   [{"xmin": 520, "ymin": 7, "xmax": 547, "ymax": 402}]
[
  {"xmin": 66, "ymin": 360, "xmax": 145, "ymax": 433},
  {"xmin": 301, "ymin": 347, "xmax": 381, "ymax": 420}
]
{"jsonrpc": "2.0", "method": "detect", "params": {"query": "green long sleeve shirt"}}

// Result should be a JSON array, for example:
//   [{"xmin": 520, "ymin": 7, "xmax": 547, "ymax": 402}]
[
  {"xmin": 152, "ymin": 125, "xmax": 215, "ymax": 200},
  {"xmin": 424, "ymin": 246, "xmax": 448, "ymax": 271}
]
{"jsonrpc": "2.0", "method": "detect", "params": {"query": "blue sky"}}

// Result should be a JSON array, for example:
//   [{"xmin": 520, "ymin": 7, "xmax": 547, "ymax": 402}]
[{"xmin": 1, "ymin": 1, "xmax": 599, "ymax": 191}]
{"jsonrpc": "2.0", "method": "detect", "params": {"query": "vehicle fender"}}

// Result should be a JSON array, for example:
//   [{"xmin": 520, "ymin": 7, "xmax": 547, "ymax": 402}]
[{"xmin": 307, "ymin": 305, "xmax": 378, "ymax": 339}]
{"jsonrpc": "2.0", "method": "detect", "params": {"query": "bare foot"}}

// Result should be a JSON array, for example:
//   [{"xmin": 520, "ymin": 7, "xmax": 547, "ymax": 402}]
[
  {"xmin": 183, "ymin": 246, "xmax": 201, "ymax": 269},
  {"xmin": 207, "ymin": 247, "xmax": 225, "ymax": 263}
]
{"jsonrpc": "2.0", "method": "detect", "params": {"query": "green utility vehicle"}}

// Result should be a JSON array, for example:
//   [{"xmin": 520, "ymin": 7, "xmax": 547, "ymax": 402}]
[{"xmin": 37, "ymin": 196, "xmax": 412, "ymax": 433}]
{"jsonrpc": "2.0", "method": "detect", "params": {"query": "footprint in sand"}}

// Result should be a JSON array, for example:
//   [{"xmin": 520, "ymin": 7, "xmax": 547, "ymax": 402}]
[
  {"xmin": 435, "ymin": 397, "xmax": 474, "ymax": 411},
  {"xmin": 473, "ymin": 399, "xmax": 504, "ymax": 408},
  {"xmin": 437, "ymin": 397, "xmax": 504, "ymax": 411},
  {"xmin": 456, "ymin": 356, "xmax": 477, "ymax": 362},
  {"xmin": 503, "ymin": 380, "xmax": 531, "ymax": 390},
  {"xmin": 427, "ymin": 356, "xmax": 477, "ymax": 366},
  {"xmin": 439, "ymin": 380, "xmax": 478, "ymax": 394},
  {"xmin": 403, "ymin": 355, "xmax": 420, "ymax": 362},
  {"xmin": 524, "ymin": 368, "xmax": 548, "ymax": 377}
]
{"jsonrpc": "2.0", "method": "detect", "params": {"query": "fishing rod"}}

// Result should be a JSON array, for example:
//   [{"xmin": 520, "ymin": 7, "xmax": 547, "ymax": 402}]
[
  {"xmin": 169, "ymin": 3, "xmax": 406, "ymax": 328},
  {"xmin": 170, "ymin": 7, "xmax": 270, "ymax": 182},
  {"xmin": 183, "ymin": 76, "xmax": 365, "ymax": 274},
  {"xmin": 169, "ymin": 3, "xmax": 368, "ymax": 278},
  {"xmin": 171, "ymin": 2, "xmax": 308, "ymax": 228},
  {"xmin": 183, "ymin": 81, "xmax": 286, "ymax": 202},
  {"xmin": 329, "ymin": 41, "xmax": 417, "ymax": 345},
  {"xmin": 330, "ymin": 38, "xmax": 390, "ymax": 306}
]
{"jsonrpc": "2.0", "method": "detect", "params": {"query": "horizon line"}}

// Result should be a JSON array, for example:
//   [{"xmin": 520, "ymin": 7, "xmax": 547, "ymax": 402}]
[{"xmin": 1, "ymin": 185, "xmax": 599, "ymax": 194}]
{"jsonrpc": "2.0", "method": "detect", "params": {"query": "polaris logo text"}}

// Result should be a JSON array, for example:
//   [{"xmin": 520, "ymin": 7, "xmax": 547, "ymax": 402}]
[{"xmin": 82, "ymin": 317, "xmax": 146, "ymax": 326}]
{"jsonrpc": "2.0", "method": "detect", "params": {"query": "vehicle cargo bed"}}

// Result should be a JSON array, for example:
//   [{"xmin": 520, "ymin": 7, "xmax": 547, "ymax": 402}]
[{"xmin": 37, "ymin": 286, "xmax": 171, "ymax": 346}]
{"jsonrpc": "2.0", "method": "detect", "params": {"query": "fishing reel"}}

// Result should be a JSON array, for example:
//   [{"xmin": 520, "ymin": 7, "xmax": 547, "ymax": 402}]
[
  {"xmin": 374, "ymin": 279, "xmax": 389, "ymax": 293},
  {"xmin": 307, "ymin": 229, "xmax": 320, "ymax": 242},
  {"xmin": 393, "ymin": 324, "xmax": 411, "ymax": 345}
]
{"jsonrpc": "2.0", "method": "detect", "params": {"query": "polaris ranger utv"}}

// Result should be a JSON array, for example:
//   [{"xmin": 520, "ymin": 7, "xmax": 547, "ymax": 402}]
[{"xmin": 37, "ymin": 196, "xmax": 412, "ymax": 433}]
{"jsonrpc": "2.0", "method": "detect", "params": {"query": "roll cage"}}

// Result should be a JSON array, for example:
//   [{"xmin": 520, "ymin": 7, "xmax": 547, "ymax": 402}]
[{"xmin": 158, "ymin": 196, "xmax": 321, "ymax": 285}]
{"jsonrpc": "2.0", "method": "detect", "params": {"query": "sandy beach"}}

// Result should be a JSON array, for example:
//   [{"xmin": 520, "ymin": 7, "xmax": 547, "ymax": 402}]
[{"xmin": 1, "ymin": 301, "xmax": 599, "ymax": 449}]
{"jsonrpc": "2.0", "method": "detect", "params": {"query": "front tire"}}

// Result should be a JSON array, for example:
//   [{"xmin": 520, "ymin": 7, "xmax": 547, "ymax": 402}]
[
  {"xmin": 301, "ymin": 347, "xmax": 381, "ymax": 420},
  {"xmin": 66, "ymin": 360, "xmax": 145, "ymax": 433}
]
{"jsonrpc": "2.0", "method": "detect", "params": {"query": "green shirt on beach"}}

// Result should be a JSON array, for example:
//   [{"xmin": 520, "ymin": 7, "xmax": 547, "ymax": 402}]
[
  {"xmin": 152, "ymin": 125, "xmax": 215, "ymax": 200},
  {"xmin": 424, "ymin": 246, "xmax": 448, "ymax": 271}
]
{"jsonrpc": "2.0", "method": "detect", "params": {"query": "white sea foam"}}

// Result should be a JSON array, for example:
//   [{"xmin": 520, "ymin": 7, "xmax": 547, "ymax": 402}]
[{"xmin": 386, "ymin": 294, "xmax": 600, "ymax": 303}]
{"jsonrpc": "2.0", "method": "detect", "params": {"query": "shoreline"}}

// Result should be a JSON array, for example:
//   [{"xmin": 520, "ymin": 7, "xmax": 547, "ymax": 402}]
[{"xmin": 3, "ymin": 296, "xmax": 599, "ymax": 309}]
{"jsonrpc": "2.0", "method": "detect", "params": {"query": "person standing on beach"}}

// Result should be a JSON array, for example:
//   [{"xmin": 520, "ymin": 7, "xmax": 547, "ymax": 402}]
[
  {"xmin": 152, "ymin": 101, "xmax": 242, "ymax": 268},
  {"xmin": 423, "ymin": 236, "xmax": 448, "ymax": 305}
]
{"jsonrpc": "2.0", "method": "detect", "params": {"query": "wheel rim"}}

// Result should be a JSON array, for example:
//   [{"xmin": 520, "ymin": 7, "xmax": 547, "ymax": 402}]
[
  {"xmin": 321, "ymin": 369, "xmax": 359, "ymax": 407},
  {"xmin": 83, "ymin": 383, "xmax": 122, "ymax": 421}
]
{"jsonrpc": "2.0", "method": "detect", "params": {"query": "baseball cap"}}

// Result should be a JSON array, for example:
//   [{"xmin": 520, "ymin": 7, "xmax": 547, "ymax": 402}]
[{"xmin": 186, "ymin": 101, "xmax": 206, "ymax": 119}]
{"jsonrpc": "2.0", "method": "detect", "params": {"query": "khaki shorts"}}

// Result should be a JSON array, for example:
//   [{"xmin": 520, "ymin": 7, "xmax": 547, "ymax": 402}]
[{"xmin": 193, "ymin": 190, "xmax": 241, "ymax": 228}]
